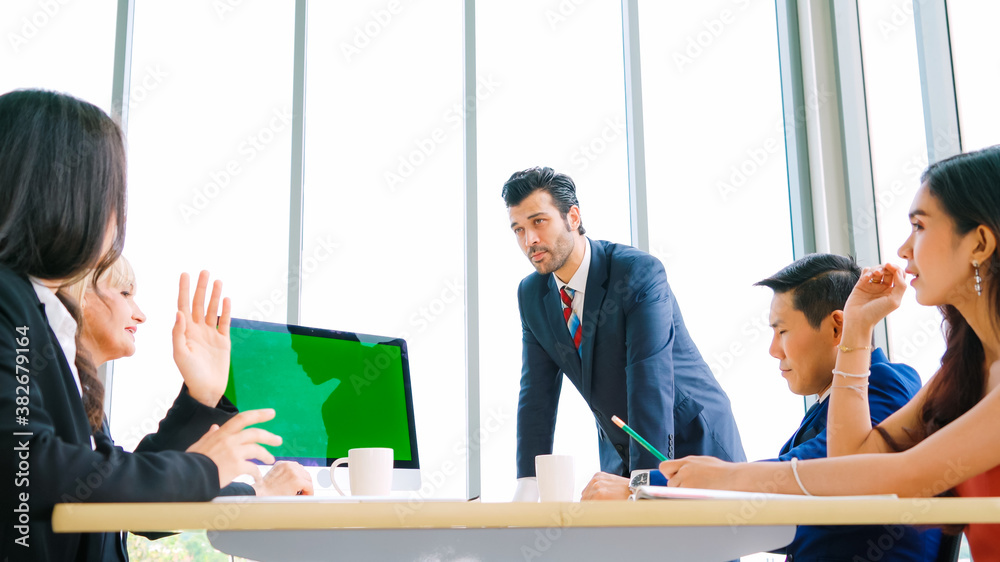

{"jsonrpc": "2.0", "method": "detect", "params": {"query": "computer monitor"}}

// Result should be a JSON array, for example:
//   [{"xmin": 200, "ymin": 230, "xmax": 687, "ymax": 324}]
[{"xmin": 225, "ymin": 319, "xmax": 420, "ymax": 491}]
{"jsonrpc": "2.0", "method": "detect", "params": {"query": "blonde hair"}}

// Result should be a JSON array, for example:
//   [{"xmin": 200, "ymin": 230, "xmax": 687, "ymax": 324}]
[{"xmin": 62, "ymin": 255, "xmax": 137, "ymax": 309}]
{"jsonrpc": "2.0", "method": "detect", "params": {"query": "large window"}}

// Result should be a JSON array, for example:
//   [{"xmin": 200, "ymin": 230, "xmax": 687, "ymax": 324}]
[
  {"xmin": 299, "ymin": 1, "xmax": 467, "ymax": 499},
  {"xmin": 947, "ymin": 0, "xmax": 1000, "ymax": 151},
  {"xmin": 857, "ymin": 1, "xmax": 945, "ymax": 383},
  {"xmin": 111, "ymin": 1, "xmax": 296, "ymax": 449},
  {"xmin": 0, "ymin": 1, "xmax": 116, "ymax": 112},
  {"xmin": 639, "ymin": 0, "xmax": 799, "ymax": 463},
  {"xmin": 476, "ymin": 0, "xmax": 631, "ymax": 502}
]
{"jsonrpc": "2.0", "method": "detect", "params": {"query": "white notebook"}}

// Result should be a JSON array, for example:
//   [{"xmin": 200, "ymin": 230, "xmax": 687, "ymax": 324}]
[{"xmin": 632, "ymin": 485, "xmax": 897, "ymax": 501}]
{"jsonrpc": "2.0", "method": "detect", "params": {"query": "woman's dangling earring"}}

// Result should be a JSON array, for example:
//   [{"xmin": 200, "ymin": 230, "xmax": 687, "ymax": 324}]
[{"xmin": 974, "ymin": 260, "xmax": 982, "ymax": 297}]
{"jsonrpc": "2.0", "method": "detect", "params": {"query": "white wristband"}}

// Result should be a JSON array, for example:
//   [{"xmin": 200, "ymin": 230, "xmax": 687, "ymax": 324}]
[{"xmin": 790, "ymin": 457, "xmax": 812, "ymax": 496}]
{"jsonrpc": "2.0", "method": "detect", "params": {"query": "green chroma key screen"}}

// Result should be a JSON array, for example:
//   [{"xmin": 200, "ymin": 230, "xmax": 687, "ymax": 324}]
[{"xmin": 224, "ymin": 319, "xmax": 418, "ymax": 467}]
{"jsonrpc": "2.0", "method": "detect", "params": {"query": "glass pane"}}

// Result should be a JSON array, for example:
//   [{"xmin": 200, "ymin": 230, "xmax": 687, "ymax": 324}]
[
  {"xmin": 639, "ymin": 0, "xmax": 798, "ymax": 462},
  {"xmin": 299, "ymin": 1, "xmax": 466, "ymax": 498},
  {"xmin": 947, "ymin": 0, "xmax": 1000, "ymax": 150},
  {"xmin": 858, "ymin": 2, "xmax": 944, "ymax": 382},
  {"xmin": 477, "ymin": 0, "xmax": 631, "ymax": 501},
  {"xmin": 111, "ymin": 2, "xmax": 295, "ymax": 449},
  {"xmin": 0, "ymin": 0, "xmax": 117, "ymax": 112}
]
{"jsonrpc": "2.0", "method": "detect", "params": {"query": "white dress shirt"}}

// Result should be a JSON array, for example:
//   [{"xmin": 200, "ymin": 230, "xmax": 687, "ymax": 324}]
[{"xmin": 30, "ymin": 278, "xmax": 83, "ymax": 398}]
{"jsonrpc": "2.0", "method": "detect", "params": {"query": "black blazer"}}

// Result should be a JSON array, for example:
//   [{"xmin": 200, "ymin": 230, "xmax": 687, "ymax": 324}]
[{"xmin": 0, "ymin": 265, "xmax": 231, "ymax": 561}]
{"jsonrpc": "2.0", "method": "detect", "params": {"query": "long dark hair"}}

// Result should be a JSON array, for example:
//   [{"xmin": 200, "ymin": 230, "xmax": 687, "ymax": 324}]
[
  {"xmin": 918, "ymin": 145, "xmax": 1000, "ymax": 439},
  {"xmin": 0, "ymin": 89, "xmax": 127, "ymax": 430}
]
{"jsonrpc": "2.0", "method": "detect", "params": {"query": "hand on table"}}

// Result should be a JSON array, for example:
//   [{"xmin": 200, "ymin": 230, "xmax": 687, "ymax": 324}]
[
  {"xmin": 173, "ymin": 271, "xmax": 232, "ymax": 407},
  {"xmin": 512, "ymin": 477, "xmax": 538, "ymax": 502},
  {"xmin": 187, "ymin": 409, "xmax": 281, "ymax": 488},
  {"xmin": 581, "ymin": 472, "xmax": 631, "ymax": 500},
  {"xmin": 659, "ymin": 456, "xmax": 738, "ymax": 490},
  {"xmin": 253, "ymin": 461, "xmax": 314, "ymax": 496}
]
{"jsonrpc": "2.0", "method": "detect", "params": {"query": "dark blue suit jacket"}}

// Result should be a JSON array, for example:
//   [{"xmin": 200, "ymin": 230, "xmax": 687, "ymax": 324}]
[
  {"xmin": 768, "ymin": 349, "xmax": 941, "ymax": 561},
  {"xmin": 515, "ymin": 239, "xmax": 745, "ymax": 477}
]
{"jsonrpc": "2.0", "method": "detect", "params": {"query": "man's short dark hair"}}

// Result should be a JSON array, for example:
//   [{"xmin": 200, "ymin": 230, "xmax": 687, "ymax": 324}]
[
  {"xmin": 502, "ymin": 166, "xmax": 586, "ymax": 235},
  {"xmin": 755, "ymin": 254, "xmax": 861, "ymax": 329}
]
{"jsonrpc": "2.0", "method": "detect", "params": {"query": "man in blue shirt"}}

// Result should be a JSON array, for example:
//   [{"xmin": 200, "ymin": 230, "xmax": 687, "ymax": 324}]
[{"xmin": 583, "ymin": 254, "xmax": 941, "ymax": 561}]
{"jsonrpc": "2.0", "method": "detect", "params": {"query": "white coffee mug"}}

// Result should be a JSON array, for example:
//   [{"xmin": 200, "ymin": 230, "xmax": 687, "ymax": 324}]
[
  {"xmin": 329, "ymin": 447, "xmax": 394, "ymax": 496},
  {"xmin": 535, "ymin": 454, "xmax": 575, "ymax": 502}
]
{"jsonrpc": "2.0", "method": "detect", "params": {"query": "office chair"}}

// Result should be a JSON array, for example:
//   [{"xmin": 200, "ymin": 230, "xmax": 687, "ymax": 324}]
[{"xmin": 933, "ymin": 531, "xmax": 963, "ymax": 562}]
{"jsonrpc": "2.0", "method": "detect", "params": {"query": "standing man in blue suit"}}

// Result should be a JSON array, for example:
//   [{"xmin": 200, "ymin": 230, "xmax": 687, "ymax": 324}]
[{"xmin": 504, "ymin": 167, "xmax": 744, "ymax": 501}]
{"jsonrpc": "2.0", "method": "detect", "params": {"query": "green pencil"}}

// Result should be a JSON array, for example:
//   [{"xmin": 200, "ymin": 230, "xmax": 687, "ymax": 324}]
[{"xmin": 611, "ymin": 415, "xmax": 668, "ymax": 462}]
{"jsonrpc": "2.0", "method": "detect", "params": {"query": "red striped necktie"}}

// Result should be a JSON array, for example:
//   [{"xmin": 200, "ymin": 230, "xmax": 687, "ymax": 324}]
[{"xmin": 559, "ymin": 286, "xmax": 583, "ymax": 355}]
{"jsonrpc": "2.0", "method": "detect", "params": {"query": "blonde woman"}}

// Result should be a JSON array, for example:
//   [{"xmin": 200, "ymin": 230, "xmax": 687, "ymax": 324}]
[{"xmin": 68, "ymin": 256, "xmax": 312, "ymax": 494}]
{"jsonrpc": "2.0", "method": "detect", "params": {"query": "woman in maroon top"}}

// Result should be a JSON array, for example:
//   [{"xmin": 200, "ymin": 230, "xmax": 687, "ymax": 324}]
[{"xmin": 659, "ymin": 145, "xmax": 1000, "ymax": 560}]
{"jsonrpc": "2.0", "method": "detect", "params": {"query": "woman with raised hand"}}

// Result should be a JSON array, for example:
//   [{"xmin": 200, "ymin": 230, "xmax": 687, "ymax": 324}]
[
  {"xmin": 659, "ymin": 145, "xmax": 1000, "ymax": 559},
  {"xmin": 0, "ymin": 89, "xmax": 281, "ymax": 561},
  {"xmin": 65, "ymin": 256, "xmax": 311, "ymax": 502}
]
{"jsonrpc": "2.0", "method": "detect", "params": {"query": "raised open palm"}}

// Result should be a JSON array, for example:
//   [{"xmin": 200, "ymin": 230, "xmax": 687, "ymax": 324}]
[{"xmin": 172, "ymin": 271, "xmax": 232, "ymax": 407}]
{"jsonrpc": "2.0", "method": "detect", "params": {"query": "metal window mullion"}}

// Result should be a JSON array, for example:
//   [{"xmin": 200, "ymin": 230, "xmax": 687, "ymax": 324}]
[
  {"xmin": 621, "ymin": 0, "xmax": 648, "ymax": 252},
  {"xmin": 110, "ymin": 0, "xmax": 134, "ymax": 133},
  {"xmin": 913, "ymin": 0, "xmax": 962, "ymax": 164},
  {"xmin": 463, "ymin": 0, "xmax": 481, "ymax": 501},
  {"xmin": 287, "ymin": 0, "xmax": 308, "ymax": 325},
  {"xmin": 775, "ymin": 0, "xmax": 816, "ymax": 260},
  {"xmin": 105, "ymin": 0, "xmax": 135, "ymax": 421},
  {"xmin": 828, "ymin": 0, "xmax": 888, "ymax": 351}
]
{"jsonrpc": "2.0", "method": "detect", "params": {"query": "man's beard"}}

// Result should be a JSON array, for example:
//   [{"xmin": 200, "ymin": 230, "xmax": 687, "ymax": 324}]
[{"xmin": 528, "ymin": 228, "xmax": 575, "ymax": 275}]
